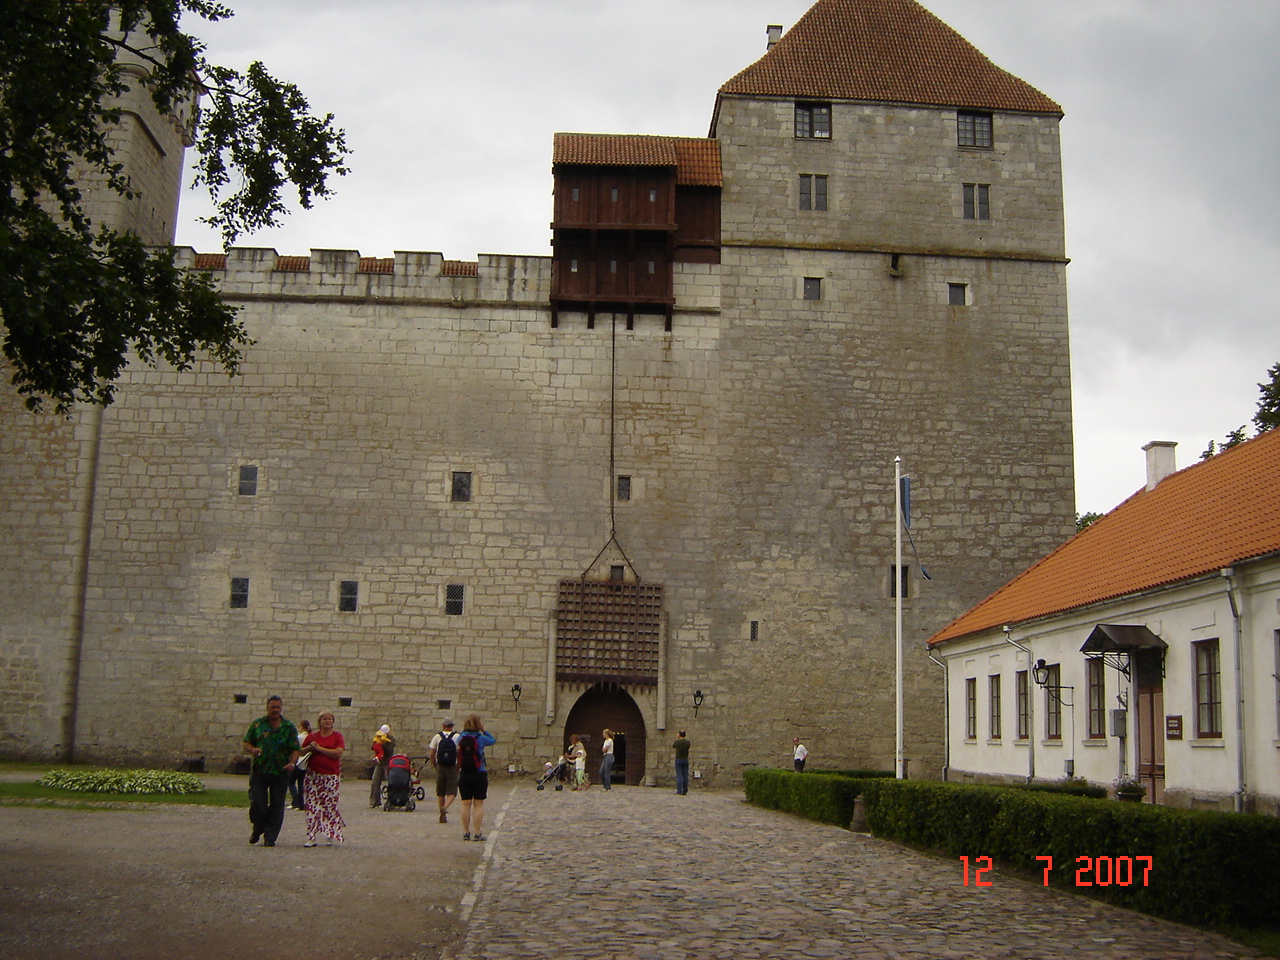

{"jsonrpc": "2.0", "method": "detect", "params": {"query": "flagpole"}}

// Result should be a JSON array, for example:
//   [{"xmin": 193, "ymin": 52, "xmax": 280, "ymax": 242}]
[{"xmin": 894, "ymin": 456, "xmax": 904, "ymax": 779}]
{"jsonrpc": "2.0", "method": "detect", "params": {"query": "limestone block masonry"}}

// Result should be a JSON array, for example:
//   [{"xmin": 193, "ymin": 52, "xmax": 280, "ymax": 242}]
[{"xmin": 0, "ymin": 2, "xmax": 1076, "ymax": 783}]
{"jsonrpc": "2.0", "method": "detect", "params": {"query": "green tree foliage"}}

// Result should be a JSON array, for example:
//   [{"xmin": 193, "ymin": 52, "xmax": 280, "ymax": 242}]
[
  {"xmin": 1200, "ymin": 362, "xmax": 1280, "ymax": 460},
  {"xmin": 1, "ymin": 0, "xmax": 348, "ymax": 412},
  {"xmin": 1075, "ymin": 511, "xmax": 1103, "ymax": 533}
]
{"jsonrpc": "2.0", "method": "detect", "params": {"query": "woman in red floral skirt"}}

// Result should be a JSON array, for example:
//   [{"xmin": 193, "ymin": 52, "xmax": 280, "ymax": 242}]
[{"xmin": 301, "ymin": 711, "xmax": 346, "ymax": 847}]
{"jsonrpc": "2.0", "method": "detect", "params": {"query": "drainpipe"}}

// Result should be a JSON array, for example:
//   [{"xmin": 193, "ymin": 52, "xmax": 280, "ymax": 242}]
[
  {"xmin": 1003, "ymin": 625, "xmax": 1034, "ymax": 782},
  {"xmin": 927, "ymin": 647, "xmax": 949, "ymax": 780},
  {"xmin": 1221, "ymin": 568, "xmax": 1247, "ymax": 813}
]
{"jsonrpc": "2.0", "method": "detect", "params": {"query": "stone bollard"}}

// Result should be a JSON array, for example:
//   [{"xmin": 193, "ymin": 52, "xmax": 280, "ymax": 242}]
[{"xmin": 849, "ymin": 795, "xmax": 869, "ymax": 833}]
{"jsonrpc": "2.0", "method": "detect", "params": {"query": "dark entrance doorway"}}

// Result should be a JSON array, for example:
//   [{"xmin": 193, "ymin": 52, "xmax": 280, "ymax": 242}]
[{"xmin": 563, "ymin": 683, "xmax": 646, "ymax": 785}]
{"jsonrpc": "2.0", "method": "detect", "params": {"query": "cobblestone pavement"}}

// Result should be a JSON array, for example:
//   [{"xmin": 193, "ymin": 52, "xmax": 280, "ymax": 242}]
[{"xmin": 446, "ymin": 783, "xmax": 1262, "ymax": 960}]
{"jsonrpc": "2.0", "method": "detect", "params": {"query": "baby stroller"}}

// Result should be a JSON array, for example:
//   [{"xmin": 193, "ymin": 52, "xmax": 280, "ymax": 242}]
[
  {"xmin": 536, "ymin": 757, "xmax": 572, "ymax": 791},
  {"xmin": 383, "ymin": 754, "xmax": 417, "ymax": 811}
]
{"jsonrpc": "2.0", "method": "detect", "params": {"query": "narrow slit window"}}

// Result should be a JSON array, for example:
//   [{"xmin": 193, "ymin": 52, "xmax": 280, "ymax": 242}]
[
  {"xmin": 616, "ymin": 475, "xmax": 631, "ymax": 501},
  {"xmin": 230, "ymin": 577, "xmax": 250, "ymax": 609},
  {"xmin": 338, "ymin": 580, "xmax": 359, "ymax": 613},
  {"xmin": 749, "ymin": 620, "xmax": 759, "ymax": 641},
  {"xmin": 238, "ymin": 465, "xmax": 258, "ymax": 496},
  {"xmin": 451, "ymin": 471, "xmax": 472, "ymax": 502},
  {"xmin": 445, "ymin": 584, "xmax": 465, "ymax": 616},
  {"xmin": 889, "ymin": 564, "xmax": 910, "ymax": 599}
]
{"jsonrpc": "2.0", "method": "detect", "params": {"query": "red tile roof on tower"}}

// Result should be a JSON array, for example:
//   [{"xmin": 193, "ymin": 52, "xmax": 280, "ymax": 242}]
[
  {"xmin": 929, "ymin": 428, "xmax": 1280, "ymax": 646},
  {"xmin": 720, "ymin": 0, "xmax": 1060, "ymax": 115},
  {"xmin": 553, "ymin": 134, "xmax": 722, "ymax": 187}
]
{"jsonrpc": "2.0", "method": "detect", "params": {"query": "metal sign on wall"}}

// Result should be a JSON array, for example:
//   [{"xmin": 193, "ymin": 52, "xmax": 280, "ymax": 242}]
[{"xmin": 555, "ymin": 579, "xmax": 662, "ymax": 684}]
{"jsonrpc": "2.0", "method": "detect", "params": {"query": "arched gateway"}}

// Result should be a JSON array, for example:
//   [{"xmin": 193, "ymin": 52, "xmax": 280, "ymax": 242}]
[
  {"xmin": 564, "ymin": 683, "xmax": 646, "ymax": 785},
  {"xmin": 555, "ymin": 577, "xmax": 661, "ymax": 786}
]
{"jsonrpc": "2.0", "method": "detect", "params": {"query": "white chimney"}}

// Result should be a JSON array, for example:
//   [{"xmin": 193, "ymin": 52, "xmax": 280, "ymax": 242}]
[
  {"xmin": 1142, "ymin": 440, "xmax": 1177, "ymax": 490},
  {"xmin": 767, "ymin": 24, "xmax": 783, "ymax": 49}
]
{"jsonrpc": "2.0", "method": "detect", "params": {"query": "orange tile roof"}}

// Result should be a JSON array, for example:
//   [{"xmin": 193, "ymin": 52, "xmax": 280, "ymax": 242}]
[
  {"xmin": 442, "ymin": 260, "xmax": 478, "ymax": 277},
  {"xmin": 720, "ymin": 0, "xmax": 1060, "ymax": 115},
  {"xmin": 274, "ymin": 255, "xmax": 310, "ymax": 272},
  {"xmin": 192, "ymin": 253, "xmax": 227, "ymax": 270},
  {"xmin": 357, "ymin": 257, "xmax": 394, "ymax": 274},
  {"xmin": 930, "ymin": 428, "xmax": 1280, "ymax": 646},
  {"xmin": 553, "ymin": 133, "xmax": 722, "ymax": 187}
]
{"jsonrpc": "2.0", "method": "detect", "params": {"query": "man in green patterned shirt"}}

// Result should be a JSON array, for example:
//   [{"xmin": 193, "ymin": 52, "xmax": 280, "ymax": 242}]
[{"xmin": 242, "ymin": 695, "xmax": 300, "ymax": 846}]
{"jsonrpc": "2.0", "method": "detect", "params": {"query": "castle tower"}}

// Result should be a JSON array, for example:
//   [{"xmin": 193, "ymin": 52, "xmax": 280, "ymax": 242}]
[
  {"xmin": 700, "ymin": 0, "xmax": 1073, "ymax": 770},
  {"xmin": 0, "ymin": 19, "xmax": 194, "ymax": 759}
]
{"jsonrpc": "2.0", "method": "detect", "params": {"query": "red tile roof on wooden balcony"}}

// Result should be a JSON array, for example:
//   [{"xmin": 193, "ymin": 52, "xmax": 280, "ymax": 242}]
[
  {"xmin": 442, "ymin": 260, "xmax": 478, "ymax": 277},
  {"xmin": 929, "ymin": 428, "xmax": 1280, "ymax": 646},
  {"xmin": 553, "ymin": 133, "xmax": 722, "ymax": 187},
  {"xmin": 721, "ymin": 0, "xmax": 1060, "ymax": 115}
]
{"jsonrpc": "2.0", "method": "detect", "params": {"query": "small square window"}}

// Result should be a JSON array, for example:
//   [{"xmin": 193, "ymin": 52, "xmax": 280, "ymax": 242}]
[
  {"xmin": 238, "ymin": 465, "xmax": 258, "ymax": 496},
  {"xmin": 338, "ymin": 580, "xmax": 359, "ymax": 613},
  {"xmin": 437, "ymin": 699, "xmax": 451, "ymax": 711},
  {"xmin": 338, "ymin": 696, "xmax": 352, "ymax": 707},
  {"xmin": 803, "ymin": 277, "xmax": 822, "ymax": 301},
  {"xmin": 948, "ymin": 283, "xmax": 968, "ymax": 306},
  {"xmin": 445, "ymin": 584, "xmax": 465, "ymax": 616},
  {"xmin": 451, "ymin": 471, "xmax": 472, "ymax": 502},
  {"xmin": 230, "ymin": 577, "xmax": 250, "ymax": 609},
  {"xmin": 616, "ymin": 475, "xmax": 631, "ymax": 501},
  {"xmin": 963, "ymin": 183, "xmax": 990, "ymax": 220},
  {"xmin": 234, "ymin": 693, "xmax": 248, "ymax": 704},
  {"xmin": 795, "ymin": 102, "xmax": 831, "ymax": 139},
  {"xmin": 609, "ymin": 565, "xmax": 626, "ymax": 582},
  {"xmin": 957, "ymin": 111, "xmax": 993, "ymax": 148},
  {"xmin": 610, "ymin": 187, "xmax": 619, "ymax": 202},
  {"xmin": 571, "ymin": 187, "xmax": 580, "ymax": 202}
]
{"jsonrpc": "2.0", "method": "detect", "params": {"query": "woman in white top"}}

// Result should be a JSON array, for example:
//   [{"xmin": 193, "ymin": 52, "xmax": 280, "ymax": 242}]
[{"xmin": 598, "ymin": 728, "xmax": 615, "ymax": 790}]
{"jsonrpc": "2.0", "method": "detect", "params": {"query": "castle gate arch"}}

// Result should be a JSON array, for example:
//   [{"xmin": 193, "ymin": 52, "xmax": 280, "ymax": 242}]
[{"xmin": 564, "ymin": 683, "xmax": 646, "ymax": 785}]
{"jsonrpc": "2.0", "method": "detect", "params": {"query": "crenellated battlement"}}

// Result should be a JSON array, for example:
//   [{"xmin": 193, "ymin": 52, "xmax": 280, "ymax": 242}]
[{"xmin": 173, "ymin": 247, "xmax": 554, "ymax": 305}]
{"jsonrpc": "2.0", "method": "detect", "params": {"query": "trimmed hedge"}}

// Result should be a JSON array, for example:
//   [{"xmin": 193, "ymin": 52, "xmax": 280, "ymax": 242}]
[
  {"xmin": 743, "ymin": 772, "xmax": 1280, "ymax": 928},
  {"xmin": 858, "ymin": 779, "xmax": 1280, "ymax": 928},
  {"xmin": 742, "ymin": 768, "xmax": 875, "ymax": 827}
]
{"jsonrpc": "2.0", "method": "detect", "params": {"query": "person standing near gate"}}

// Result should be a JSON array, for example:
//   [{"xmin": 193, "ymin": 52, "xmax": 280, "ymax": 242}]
[
  {"xmin": 793, "ymin": 737, "xmax": 809, "ymax": 772},
  {"xmin": 429, "ymin": 719, "xmax": 459, "ymax": 823},
  {"xmin": 599, "ymin": 728, "xmax": 616, "ymax": 790},
  {"xmin": 672, "ymin": 730, "xmax": 691, "ymax": 795},
  {"xmin": 242, "ymin": 695, "xmax": 300, "ymax": 847}
]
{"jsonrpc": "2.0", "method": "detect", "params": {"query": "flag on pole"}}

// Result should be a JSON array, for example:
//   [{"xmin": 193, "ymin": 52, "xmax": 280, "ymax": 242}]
[{"xmin": 899, "ymin": 475, "xmax": 911, "ymax": 529}]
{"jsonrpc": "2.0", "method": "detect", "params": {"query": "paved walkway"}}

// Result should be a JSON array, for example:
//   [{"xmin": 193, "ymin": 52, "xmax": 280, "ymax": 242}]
[{"xmin": 447, "ymin": 783, "xmax": 1262, "ymax": 960}]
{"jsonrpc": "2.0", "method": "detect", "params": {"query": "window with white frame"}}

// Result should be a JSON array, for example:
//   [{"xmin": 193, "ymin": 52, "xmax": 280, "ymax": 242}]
[
  {"xmin": 1043, "ymin": 663, "xmax": 1062, "ymax": 740},
  {"xmin": 1194, "ymin": 638, "xmax": 1222, "ymax": 738},
  {"xmin": 1015, "ymin": 670, "xmax": 1029, "ymax": 740},
  {"xmin": 1086, "ymin": 658, "xmax": 1106, "ymax": 739},
  {"xmin": 988, "ymin": 674, "xmax": 1002, "ymax": 740},
  {"xmin": 795, "ymin": 102, "xmax": 831, "ymax": 139},
  {"xmin": 965, "ymin": 677, "xmax": 977, "ymax": 740}
]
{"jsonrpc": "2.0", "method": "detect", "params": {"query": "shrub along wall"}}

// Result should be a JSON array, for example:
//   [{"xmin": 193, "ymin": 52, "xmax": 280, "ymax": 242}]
[
  {"xmin": 743, "ymin": 771, "xmax": 1280, "ymax": 928},
  {"xmin": 859, "ymin": 779, "xmax": 1280, "ymax": 927}
]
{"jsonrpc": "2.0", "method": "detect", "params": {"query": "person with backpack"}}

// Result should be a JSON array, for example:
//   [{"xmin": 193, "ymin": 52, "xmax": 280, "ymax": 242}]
[
  {"xmin": 457, "ymin": 713, "xmax": 496, "ymax": 841},
  {"xmin": 428, "ymin": 718, "xmax": 459, "ymax": 824}
]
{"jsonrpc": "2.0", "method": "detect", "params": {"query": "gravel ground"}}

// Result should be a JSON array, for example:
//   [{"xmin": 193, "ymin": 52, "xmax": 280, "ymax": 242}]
[{"xmin": 0, "ymin": 775, "xmax": 479, "ymax": 960}]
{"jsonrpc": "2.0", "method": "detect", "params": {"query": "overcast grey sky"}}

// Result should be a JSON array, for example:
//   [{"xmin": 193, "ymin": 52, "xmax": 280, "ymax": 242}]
[{"xmin": 175, "ymin": 1, "xmax": 1280, "ymax": 516}]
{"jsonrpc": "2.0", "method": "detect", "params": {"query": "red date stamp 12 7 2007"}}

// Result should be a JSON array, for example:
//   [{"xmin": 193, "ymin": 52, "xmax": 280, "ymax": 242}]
[{"xmin": 960, "ymin": 855, "xmax": 1153, "ymax": 887}]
